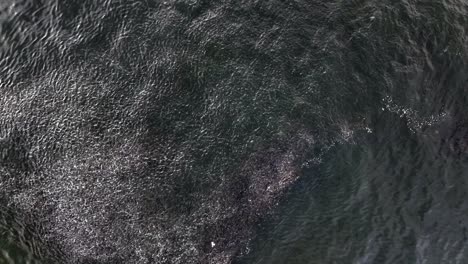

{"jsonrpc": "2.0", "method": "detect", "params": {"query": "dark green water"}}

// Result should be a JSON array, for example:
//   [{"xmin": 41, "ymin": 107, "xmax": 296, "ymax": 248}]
[{"xmin": 1, "ymin": 0, "xmax": 467, "ymax": 263}]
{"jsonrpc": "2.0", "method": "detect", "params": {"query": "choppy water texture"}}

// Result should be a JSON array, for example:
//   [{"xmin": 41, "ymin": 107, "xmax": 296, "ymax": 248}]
[{"xmin": 0, "ymin": 0, "xmax": 467, "ymax": 263}]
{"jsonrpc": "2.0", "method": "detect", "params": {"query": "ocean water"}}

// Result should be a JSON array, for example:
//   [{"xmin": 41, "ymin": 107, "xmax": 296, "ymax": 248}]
[{"xmin": 0, "ymin": 0, "xmax": 467, "ymax": 263}]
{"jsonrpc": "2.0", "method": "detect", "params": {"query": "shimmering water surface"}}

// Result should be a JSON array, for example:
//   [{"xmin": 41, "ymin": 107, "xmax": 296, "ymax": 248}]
[{"xmin": 0, "ymin": 0, "xmax": 467, "ymax": 263}]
